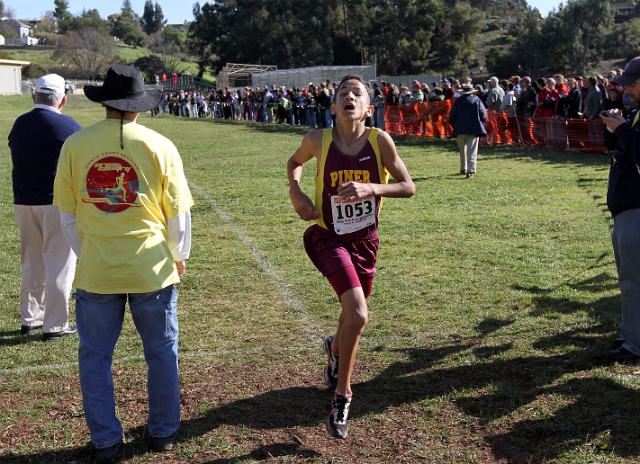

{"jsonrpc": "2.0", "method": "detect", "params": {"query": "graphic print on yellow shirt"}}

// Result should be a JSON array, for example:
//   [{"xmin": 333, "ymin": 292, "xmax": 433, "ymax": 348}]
[{"xmin": 83, "ymin": 155, "xmax": 142, "ymax": 213}]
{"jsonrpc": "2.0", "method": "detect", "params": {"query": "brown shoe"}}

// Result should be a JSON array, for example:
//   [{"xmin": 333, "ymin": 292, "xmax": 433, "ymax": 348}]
[{"xmin": 466, "ymin": 172, "xmax": 474, "ymax": 179}]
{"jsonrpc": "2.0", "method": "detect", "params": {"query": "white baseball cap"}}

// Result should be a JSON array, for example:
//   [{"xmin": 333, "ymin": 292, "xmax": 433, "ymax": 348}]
[{"xmin": 35, "ymin": 74, "xmax": 65, "ymax": 95}]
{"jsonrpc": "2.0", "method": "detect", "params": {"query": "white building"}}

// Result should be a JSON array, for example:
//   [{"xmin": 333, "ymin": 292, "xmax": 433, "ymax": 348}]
[{"xmin": 0, "ymin": 59, "xmax": 31, "ymax": 95}]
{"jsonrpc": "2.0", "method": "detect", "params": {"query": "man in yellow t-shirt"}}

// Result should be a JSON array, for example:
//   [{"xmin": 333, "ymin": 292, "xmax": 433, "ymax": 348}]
[{"xmin": 53, "ymin": 65, "xmax": 193, "ymax": 463}]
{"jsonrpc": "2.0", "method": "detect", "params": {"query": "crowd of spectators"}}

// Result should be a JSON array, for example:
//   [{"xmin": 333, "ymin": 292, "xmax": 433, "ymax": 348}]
[
  {"xmin": 158, "ymin": 80, "xmax": 341, "ymax": 128},
  {"xmin": 153, "ymin": 69, "xmax": 631, "ymax": 131}
]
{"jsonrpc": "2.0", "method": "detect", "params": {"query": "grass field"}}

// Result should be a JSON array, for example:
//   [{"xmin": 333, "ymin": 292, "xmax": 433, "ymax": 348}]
[{"xmin": 1, "ymin": 94, "xmax": 639, "ymax": 463}]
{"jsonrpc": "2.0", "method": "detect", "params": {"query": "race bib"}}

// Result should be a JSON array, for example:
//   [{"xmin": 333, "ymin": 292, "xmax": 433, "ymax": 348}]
[{"xmin": 331, "ymin": 195, "xmax": 375, "ymax": 235}]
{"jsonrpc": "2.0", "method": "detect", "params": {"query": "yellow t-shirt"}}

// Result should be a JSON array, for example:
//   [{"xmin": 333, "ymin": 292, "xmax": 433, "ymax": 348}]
[{"xmin": 54, "ymin": 119, "xmax": 194, "ymax": 294}]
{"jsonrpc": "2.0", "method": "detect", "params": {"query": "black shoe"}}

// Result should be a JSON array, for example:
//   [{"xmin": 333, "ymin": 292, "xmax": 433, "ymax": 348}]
[
  {"xmin": 459, "ymin": 169, "xmax": 466, "ymax": 175},
  {"xmin": 151, "ymin": 430, "xmax": 178, "ymax": 452},
  {"xmin": 606, "ymin": 347, "xmax": 640, "ymax": 363},
  {"xmin": 613, "ymin": 337, "xmax": 626, "ymax": 348},
  {"xmin": 326, "ymin": 392, "xmax": 351, "ymax": 439},
  {"xmin": 466, "ymin": 172, "xmax": 475, "ymax": 179},
  {"xmin": 323, "ymin": 335, "xmax": 339, "ymax": 390},
  {"xmin": 21, "ymin": 324, "xmax": 43, "ymax": 335},
  {"xmin": 43, "ymin": 325, "xmax": 77, "ymax": 342},
  {"xmin": 96, "ymin": 438, "xmax": 123, "ymax": 463}
]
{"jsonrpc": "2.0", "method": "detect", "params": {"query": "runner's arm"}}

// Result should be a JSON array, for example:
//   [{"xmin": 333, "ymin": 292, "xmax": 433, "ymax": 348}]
[{"xmin": 287, "ymin": 131, "xmax": 322, "ymax": 220}]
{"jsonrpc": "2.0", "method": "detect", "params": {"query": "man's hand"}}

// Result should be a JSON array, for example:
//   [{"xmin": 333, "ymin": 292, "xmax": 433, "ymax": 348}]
[
  {"xmin": 600, "ymin": 109, "xmax": 626, "ymax": 132},
  {"xmin": 175, "ymin": 261, "xmax": 186, "ymax": 277}
]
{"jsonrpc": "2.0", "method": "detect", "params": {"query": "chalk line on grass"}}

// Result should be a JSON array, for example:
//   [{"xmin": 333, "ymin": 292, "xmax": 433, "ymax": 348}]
[
  {"xmin": 1, "ymin": 182, "xmax": 327, "ymax": 377},
  {"xmin": 188, "ymin": 180, "xmax": 324, "ymax": 342}
]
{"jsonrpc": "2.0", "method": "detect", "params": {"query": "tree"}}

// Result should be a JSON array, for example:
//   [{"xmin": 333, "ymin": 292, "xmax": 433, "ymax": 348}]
[
  {"xmin": 141, "ymin": 0, "xmax": 155, "ymax": 34},
  {"xmin": 149, "ymin": 26, "xmax": 186, "ymax": 73},
  {"xmin": 367, "ymin": 0, "xmax": 444, "ymax": 74},
  {"xmin": 32, "ymin": 17, "xmax": 58, "ymax": 45},
  {"xmin": 541, "ymin": 0, "xmax": 614, "ymax": 75},
  {"xmin": 53, "ymin": 28, "xmax": 117, "ymax": 79},
  {"xmin": 112, "ymin": 15, "xmax": 146, "ymax": 47},
  {"xmin": 0, "ymin": 1, "xmax": 15, "ymax": 18},
  {"xmin": 603, "ymin": 20, "xmax": 640, "ymax": 61},
  {"xmin": 67, "ymin": 9, "xmax": 110, "ymax": 33},
  {"xmin": 507, "ymin": 7, "xmax": 546, "ymax": 77},
  {"xmin": 121, "ymin": 0, "xmax": 138, "ymax": 21},
  {"xmin": 54, "ymin": 0, "xmax": 73, "ymax": 32},
  {"xmin": 141, "ymin": 0, "xmax": 166, "ymax": 35},
  {"xmin": 485, "ymin": 46, "xmax": 519, "ymax": 77},
  {"xmin": 433, "ymin": 2, "xmax": 484, "ymax": 73},
  {"xmin": 153, "ymin": 3, "xmax": 166, "ymax": 31}
]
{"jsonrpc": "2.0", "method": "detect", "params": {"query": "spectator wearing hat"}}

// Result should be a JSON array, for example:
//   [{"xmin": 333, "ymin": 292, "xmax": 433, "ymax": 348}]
[
  {"xmin": 53, "ymin": 65, "xmax": 193, "ymax": 462},
  {"xmin": 8, "ymin": 74, "xmax": 81, "ymax": 341},
  {"xmin": 411, "ymin": 80, "xmax": 424, "ymax": 103},
  {"xmin": 449, "ymin": 83, "xmax": 487, "ymax": 178},
  {"xmin": 600, "ymin": 55, "xmax": 640, "ymax": 364}
]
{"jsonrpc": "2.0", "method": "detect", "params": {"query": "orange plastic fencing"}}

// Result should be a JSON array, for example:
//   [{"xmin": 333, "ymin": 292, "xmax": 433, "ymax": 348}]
[{"xmin": 384, "ymin": 103, "xmax": 607, "ymax": 152}]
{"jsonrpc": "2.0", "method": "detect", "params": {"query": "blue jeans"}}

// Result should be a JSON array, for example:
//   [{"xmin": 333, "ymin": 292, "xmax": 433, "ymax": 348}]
[
  {"xmin": 306, "ymin": 107, "xmax": 317, "ymax": 128},
  {"xmin": 612, "ymin": 208, "xmax": 640, "ymax": 357},
  {"xmin": 74, "ymin": 285, "xmax": 180, "ymax": 448},
  {"xmin": 324, "ymin": 108, "xmax": 333, "ymax": 128}
]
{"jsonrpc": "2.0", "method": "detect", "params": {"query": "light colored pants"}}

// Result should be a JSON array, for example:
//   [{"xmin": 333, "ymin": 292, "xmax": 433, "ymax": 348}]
[
  {"xmin": 456, "ymin": 134, "xmax": 479, "ymax": 174},
  {"xmin": 612, "ymin": 208, "xmax": 640, "ymax": 356},
  {"xmin": 14, "ymin": 204, "xmax": 76, "ymax": 332}
]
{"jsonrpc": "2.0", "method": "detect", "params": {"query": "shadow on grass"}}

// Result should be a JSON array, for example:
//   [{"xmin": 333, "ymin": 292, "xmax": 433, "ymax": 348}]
[
  {"xmin": 477, "ymin": 144, "xmax": 610, "ymax": 169},
  {"xmin": 0, "ymin": 329, "xmax": 50, "ymax": 347},
  {"xmin": 7, "ymin": 326, "xmax": 638, "ymax": 463},
  {"xmin": 172, "ymin": 325, "xmax": 636, "ymax": 461},
  {"xmin": 201, "ymin": 442, "xmax": 322, "ymax": 463},
  {"xmin": 4, "ymin": 281, "xmax": 633, "ymax": 463}
]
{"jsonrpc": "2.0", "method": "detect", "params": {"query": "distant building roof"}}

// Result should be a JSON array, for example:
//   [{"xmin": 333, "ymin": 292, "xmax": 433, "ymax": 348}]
[
  {"xmin": 166, "ymin": 21, "xmax": 192, "ymax": 30},
  {"xmin": 0, "ymin": 59, "xmax": 31, "ymax": 66},
  {"xmin": 611, "ymin": 2, "xmax": 635, "ymax": 14},
  {"xmin": 0, "ymin": 18, "xmax": 31, "ymax": 28}
]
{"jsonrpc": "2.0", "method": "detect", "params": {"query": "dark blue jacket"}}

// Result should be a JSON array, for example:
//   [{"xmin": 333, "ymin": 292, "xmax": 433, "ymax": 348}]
[
  {"xmin": 604, "ymin": 109, "xmax": 640, "ymax": 217},
  {"xmin": 449, "ymin": 94, "xmax": 487, "ymax": 137},
  {"xmin": 9, "ymin": 108, "xmax": 81, "ymax": 205}
]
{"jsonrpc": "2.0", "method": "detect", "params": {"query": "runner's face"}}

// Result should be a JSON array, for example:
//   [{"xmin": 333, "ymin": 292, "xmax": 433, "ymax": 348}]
[{"xmin": 333, "ymin": 80, "xmax": 373, "ymax": 120}]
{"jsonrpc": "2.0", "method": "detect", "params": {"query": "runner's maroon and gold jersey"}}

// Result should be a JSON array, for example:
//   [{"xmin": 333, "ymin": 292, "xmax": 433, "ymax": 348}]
[{"xmin": 314, "ymin": 128, "xmax": 389, "ymax": 239}]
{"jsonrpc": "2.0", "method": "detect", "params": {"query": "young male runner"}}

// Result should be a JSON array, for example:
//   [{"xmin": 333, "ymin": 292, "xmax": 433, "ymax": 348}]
[{"xmin": 287, "ymin": 75, "xmax": 415, "ymax": 439}]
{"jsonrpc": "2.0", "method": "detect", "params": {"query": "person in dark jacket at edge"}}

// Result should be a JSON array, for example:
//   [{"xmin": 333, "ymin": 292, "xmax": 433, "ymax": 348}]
[
  {"xmin": 600, "ymin": 55, "xmax": 640, "ymax": 364},
  {"xmin": 449, "ymin": 83, "xmax": 487, "ymax": 178}
]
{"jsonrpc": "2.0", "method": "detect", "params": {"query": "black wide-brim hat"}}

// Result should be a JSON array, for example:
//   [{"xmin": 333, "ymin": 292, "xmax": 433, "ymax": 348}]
[{"xmin": 84, "ymin": 65, "xmax": 163, "ymax": 112}]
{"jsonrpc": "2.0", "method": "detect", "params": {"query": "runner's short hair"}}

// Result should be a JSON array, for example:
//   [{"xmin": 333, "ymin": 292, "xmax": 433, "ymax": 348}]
[{"xmin": 336, "ymin": 74, "xmax": 371, "ymax": 103}]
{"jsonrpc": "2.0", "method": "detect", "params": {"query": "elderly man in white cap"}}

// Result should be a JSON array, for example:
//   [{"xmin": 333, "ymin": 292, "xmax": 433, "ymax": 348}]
[
  {"xmin": 53, "ymin": 65, "xmax": 193, "ymax": 462},
  {"xmin": 8, "ymin": 74, "xmax": 81, "ymax": 341}
]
